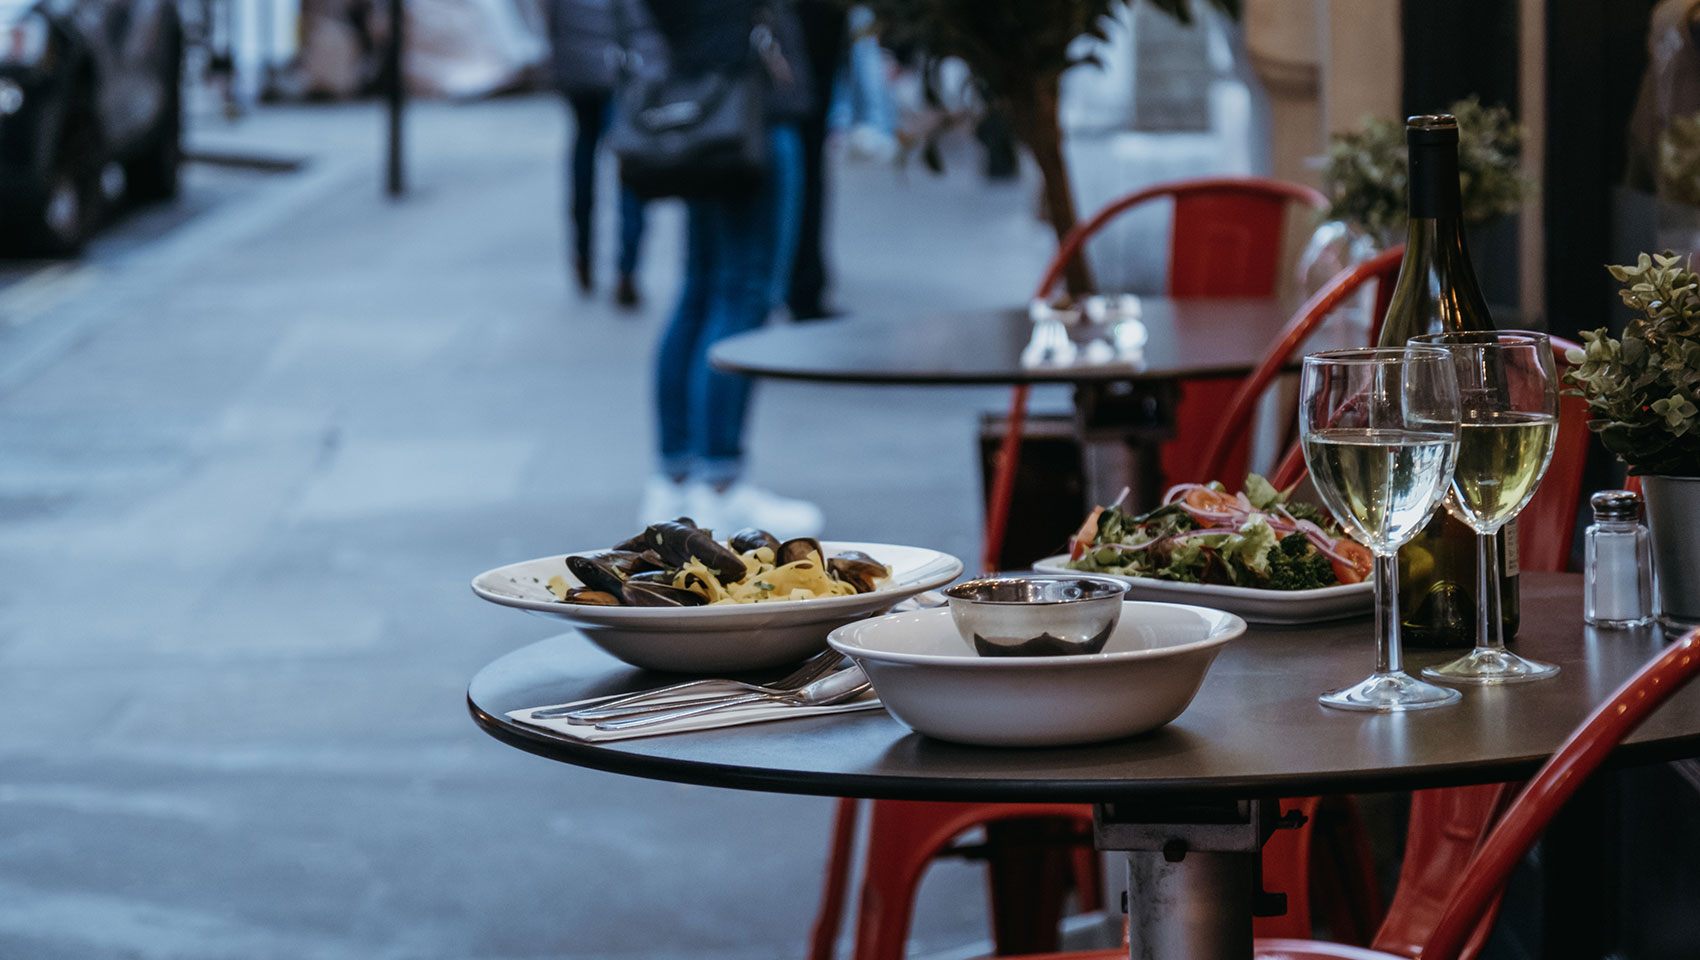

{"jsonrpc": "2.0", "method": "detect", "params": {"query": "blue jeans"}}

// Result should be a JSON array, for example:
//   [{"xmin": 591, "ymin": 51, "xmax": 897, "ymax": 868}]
[
  {"xmin": 567, "ymin": 91, "xmax": 646, "ymax": 277},
  {"xmin": 656, "ymin": 125, "xmax": 803, "ymax": 485}
]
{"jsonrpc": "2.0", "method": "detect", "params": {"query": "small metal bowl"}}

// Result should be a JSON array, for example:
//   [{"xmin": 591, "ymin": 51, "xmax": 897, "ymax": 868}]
[{"xmin": 943, "ymin": 576, "xmax": 1130, "ymax": 657}]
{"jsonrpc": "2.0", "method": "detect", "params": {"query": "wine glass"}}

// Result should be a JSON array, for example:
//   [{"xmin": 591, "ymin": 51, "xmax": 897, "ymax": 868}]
[
  {"xmin": 1300, "ymin": 347, "xmax": 1462, "ymax": 711},
  {"xmin": 1411, "ymin": 331, "xmax": 1561, "ymax": 683}
]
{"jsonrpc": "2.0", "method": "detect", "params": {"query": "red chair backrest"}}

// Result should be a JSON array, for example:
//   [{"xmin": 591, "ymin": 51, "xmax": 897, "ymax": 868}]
[
  {"xmin": 1029, "ymin": 177, "xmax": 1326, "ymax": 492},
  {"xmin": 1517, "ymin": 336, "xmax": 1590, "ymax": 573},
  {"xmin": 1194, "ymin": 246, "xmax": 1405, "ymax": 484},
  {"xmin": 1032, "ymin": 176, "xmax": 1328, "ymax": 302},
  {"xmin": 1418, "ymin": 628, "xmax": 1700, "ymax": 960}
]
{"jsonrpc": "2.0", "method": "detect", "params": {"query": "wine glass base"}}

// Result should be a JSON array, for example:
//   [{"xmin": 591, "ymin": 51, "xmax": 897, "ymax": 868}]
[
  {"xmin": 1421, "ymin": 647, "xmax": 1560, "ymax": 684},
  {"xmin": 1318, "ymin": 671, "xmax": 1463, "ymax": 712}
]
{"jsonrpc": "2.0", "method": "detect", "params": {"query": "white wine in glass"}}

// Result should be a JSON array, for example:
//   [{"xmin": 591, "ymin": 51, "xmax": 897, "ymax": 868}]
[
  {"xmin": 1300, "ymin": 347, "xmax": 1462, "ymax": 712},
  {"xmin": 1413, "ymin": 331, "xmax": 1561, "ymax": 684}
]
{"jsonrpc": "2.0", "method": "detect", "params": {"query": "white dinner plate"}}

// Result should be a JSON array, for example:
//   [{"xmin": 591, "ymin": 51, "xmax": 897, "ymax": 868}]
[
  {"xmin": 1032, "ymin": 555, "xmax": 1372, "ymax": 625},
  {"xmin": 471, "ymin": 542, "xmax": 963, "ymax": 673}
]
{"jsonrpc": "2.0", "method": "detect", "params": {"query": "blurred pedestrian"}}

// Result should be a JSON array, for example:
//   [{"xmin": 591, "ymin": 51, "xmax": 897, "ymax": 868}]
[
  {"xmin": 547, "ymin": 0, "xmax": 648, "ymax": 307},
  {"xmin": 630, "ymin": 0, "xmax": 824, "ymax": 537},
  {"xmin": 787, "ymin": 0, "xmax": 845, "ymax": 321},
  {"xmin": 831, "ymin": 6, "xmax": 897, "ymax": 162}
]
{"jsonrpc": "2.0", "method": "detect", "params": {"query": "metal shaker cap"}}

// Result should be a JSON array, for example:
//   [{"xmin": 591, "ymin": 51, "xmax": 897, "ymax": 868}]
[{"xmin": 1590, "ymin": 489, "xmax": 1642, "ymax": 521}]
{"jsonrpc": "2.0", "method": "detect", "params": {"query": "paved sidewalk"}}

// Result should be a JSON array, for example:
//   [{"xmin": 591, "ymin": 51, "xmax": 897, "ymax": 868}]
[{"xmin": 0, "ymin": 95, "xmax": 1072, "ymax": 959}]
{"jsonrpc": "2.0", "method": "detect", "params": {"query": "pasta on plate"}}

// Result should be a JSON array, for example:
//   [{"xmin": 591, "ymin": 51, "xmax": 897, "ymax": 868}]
[
  {"xmin": 544, "ymin": 521, "xmax": 891, "ymax": 608},
  {"xmin": 679, "ymin": 547, "xmax": 867, "ymax": 604}
]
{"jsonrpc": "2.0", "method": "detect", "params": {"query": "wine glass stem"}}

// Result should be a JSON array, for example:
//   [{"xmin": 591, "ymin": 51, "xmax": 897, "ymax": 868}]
[
  {"xmin": 1477, "ymin": 530, "xmax": 1506, "ymax": 651},
  {"xmin": 1375, "ymin": 551, "xmax": 1402, "ymax": 675}
]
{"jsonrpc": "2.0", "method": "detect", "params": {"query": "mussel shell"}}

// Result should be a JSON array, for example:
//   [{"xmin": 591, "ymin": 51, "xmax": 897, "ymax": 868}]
[
  {"xmin": 623, "ymin": 581, "xmax": 710, "ymax": 607},
  {"xmin": 643, "ymin": 521, "xmax": 701, "ymax": 567},
  {"xmin": 728, "ymin": 528, "xmax": 782, "ymax": 557},
  {"xmin": 776, "ymin": 537, "xmax": 824, "ymax": 567},
  {"xmin": 684, "ymin": 530, "xmax": 748, "ymax": 583},
  {"xmin": 560, "ymin": 588, "xmax": 622, "ymax": 605},
  {"xmin": 625, "ymin": 570, "xmax": 675, "ymax": 584},
  {"xmin": 566, "ymin": 550, "xmax": 641, "ymax": 595},
  {"xmin": 614, "ymin": 518, "xmax": 697, "ymax": 554},
  {"xmin": 828, "ymin": 552, "xmax": 886, "ymax": 594}
]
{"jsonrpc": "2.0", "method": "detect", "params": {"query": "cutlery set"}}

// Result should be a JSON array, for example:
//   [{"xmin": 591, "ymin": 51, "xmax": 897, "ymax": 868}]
[{"xmin": 528, "ymin": 648, "xmax": 871, "ymax": 731}]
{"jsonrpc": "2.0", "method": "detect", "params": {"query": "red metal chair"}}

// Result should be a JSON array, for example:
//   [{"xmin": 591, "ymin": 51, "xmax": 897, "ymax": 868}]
[
  {"xmin": 1194, "ymin": 247, "xmax": 1405, "ymax": 486},
  {"xmin": 810, "ymin": 800, "xmax": 1099, "ymax": 960},
  {"xmin": 814, "ymin": 181, "xmax": 1336, "ymax": 960},
  {"xmin": 992, "ymin": 627, "xmax": 1700, "ymax": 960},
  {"xmin": 983, "ymin": 176, "xmax": 1328, "ymax": 574}
]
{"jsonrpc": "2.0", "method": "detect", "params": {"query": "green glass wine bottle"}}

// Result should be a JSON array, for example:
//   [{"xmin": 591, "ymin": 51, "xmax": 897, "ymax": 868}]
[{"xmin": 1376, "ymin": 114, "xmax": 1519, "ymax": 648}]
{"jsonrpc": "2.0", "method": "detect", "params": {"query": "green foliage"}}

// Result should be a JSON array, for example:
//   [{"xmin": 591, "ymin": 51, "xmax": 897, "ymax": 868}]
[
  {"xmin": 1322, "ymin": 96, "xmax": 1529, "ymax": 239},
  {"xmin": 1563, "ymin": 252, "xmax": 1700, "ymax": 476},
  {"xmin": 861, "ymin": 0, "xmax": 1238, "ymax": 106}
]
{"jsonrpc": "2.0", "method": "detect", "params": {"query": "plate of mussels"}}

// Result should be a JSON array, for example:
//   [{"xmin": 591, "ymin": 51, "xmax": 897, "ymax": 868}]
[{"xmin": 471, "ymin": 519, "xmax": 963, "ymax": 673}]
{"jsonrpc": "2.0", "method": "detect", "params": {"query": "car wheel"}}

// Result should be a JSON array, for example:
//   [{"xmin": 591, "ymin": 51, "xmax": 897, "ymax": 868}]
[
  {"xmin": 127, "ymin": 26, "xmax": 182, "ymax": 203},
  {"xmin": 23, "ymin": 95, "xmax": 101, "ymax": 257}
]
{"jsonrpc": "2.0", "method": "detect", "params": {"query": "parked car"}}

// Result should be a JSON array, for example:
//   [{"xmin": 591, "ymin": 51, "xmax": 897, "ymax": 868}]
[{"xmin": 0, "ymin": 0, "xmax": 183, "ymax": 255}]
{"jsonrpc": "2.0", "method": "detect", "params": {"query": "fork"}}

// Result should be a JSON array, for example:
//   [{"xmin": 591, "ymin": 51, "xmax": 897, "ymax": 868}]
[
  {"xmin": 529, "ymin": 648, "xmax": 845, "ymax": 722},
  {"xmin": 593, "ymin": 665, "xmax": 872, "ymax": 731}
]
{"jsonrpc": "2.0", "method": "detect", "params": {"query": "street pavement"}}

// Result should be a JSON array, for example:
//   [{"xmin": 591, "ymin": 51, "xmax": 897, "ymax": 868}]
[{"xmin": 0, "ymin": 94, "xmax": 1084, "ymax": 959}]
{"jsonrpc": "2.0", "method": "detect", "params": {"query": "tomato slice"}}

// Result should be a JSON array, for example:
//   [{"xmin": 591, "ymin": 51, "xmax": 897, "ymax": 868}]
[
  {"xmin": 1069, "ymin": 507, "xmax": 1104, "ymax": 561},
  {"xmin": 1329, "ymin": 540, "xmax": 1373, "ymax": 585},
  {"xmin": 1183, "ymin": 487, "xmax": 1239, "ymax": 513}
]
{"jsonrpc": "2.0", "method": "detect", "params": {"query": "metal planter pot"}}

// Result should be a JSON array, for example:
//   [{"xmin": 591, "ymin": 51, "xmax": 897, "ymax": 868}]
[{"xmin": 1643, "ymin": 474, "xmax": 1700, "ymax": 628}]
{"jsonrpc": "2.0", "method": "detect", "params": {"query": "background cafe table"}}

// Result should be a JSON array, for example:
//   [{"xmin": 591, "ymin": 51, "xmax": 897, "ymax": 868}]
[
  {"xmin": 708, "ymin": 297, "xmax": 1329, "ymax": 511},
  {"xmin": 466, "ymin": 575, "xmax": 1700, "ymax": 960}
]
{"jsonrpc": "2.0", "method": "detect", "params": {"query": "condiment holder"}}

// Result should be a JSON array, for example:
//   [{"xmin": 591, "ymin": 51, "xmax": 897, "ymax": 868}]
[{"xmin": 944, "ymin": 575, "xmax": 1130, "ymax": 656}]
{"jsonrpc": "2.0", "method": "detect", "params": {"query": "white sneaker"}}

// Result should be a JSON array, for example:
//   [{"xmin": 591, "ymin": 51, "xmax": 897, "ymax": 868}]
[
  {"xmin": 637, "ymin": 476, "xmax": 692, "ymax": 528},
  {"xmin": 692, "ymin": 483, "xmax": 825, "ymax": 540}
]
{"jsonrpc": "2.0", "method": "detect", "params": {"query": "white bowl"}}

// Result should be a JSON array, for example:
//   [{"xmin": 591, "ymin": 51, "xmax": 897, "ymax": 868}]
[
  {"xmin": 828, "ymin": 602, "xmax": 1245, "ymax": 746},
  {"xmin": 471, "ymin": 542, "xmax": 963, "ymax": 673}
]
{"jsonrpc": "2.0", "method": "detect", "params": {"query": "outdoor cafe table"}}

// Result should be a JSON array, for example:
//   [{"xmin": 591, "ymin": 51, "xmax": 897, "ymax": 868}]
[
  {"xmin": 708, "ymin": 297, "xmax": 1330, "ymax": 511},
  {"xmin": 466, "ymin": 574, "xmax": 1700, "ymax": 959}
]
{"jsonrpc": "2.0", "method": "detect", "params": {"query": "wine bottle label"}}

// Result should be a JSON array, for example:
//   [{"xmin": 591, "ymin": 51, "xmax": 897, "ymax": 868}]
[{"xmin": 1503, "ymin": 517, "xmax": 1520, "ymax": 577}]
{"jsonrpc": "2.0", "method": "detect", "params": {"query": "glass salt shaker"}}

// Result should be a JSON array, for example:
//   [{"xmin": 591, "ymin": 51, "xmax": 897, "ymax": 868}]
[{"xmin": 1584, "ymin": 490, "xmax": 1656, "ymax": 628}]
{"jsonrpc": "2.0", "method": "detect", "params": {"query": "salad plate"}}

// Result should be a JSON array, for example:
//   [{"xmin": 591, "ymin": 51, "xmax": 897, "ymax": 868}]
[
  {"xmin": 1032, "ymin": 557, "xmax": 1371, "ymax": 624},
  {"xmin": 472, "ymin": 542, "xmax": 963, "ymax": 673},
  {"xmin": 1049, "ymin": 476, "xmax": 1375, "ymax": 625}
]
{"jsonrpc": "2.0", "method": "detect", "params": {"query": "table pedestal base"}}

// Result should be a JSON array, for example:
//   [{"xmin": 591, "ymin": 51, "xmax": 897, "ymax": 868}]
[
  {"xmin": 1126, "ymin": 850, "xmax": 1254, "ymax": 960},
  {"xmin": 1096, "ymin": 799, "xmax": 1278, "ymax": 960}
]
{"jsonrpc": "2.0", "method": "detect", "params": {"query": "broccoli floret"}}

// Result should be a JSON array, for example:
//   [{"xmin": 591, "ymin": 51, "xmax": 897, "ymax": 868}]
[
  {"xmin": 1266, "ymin": 533, "xmax": 1339, "ymax": 590},
  {"xmin": 1284, "ymin": 501, "xmax": 1325, "ymax": 525}
]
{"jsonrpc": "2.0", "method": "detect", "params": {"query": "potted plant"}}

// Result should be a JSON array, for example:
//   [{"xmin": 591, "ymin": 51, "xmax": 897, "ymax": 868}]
[
  {"xmin": 1319, "ymin": 95, "xmax": 1529, "ymax": 246},
  {"xmin": 1298, "ymin": 96, "xmax": 1530, "ymax": 322},
  {"xmin": 1564, "ymin": 251, "xmax": 1700, "ymax": 625}
]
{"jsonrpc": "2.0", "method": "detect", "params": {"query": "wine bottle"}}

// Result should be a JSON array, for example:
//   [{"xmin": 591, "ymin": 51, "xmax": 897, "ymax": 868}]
[{"xmin": 1376, "ymin": 113, "xmax": 1520, "ymax": 648}]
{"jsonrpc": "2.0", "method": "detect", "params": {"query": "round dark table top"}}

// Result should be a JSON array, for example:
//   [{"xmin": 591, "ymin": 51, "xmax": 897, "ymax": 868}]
[
  {"xmin": 467, "ymin": 574, "xmax": 1700, "ymax": 803},
  {"xmin": 709, "ymin": 298, "xmax": 1324, "ymax": 386}
]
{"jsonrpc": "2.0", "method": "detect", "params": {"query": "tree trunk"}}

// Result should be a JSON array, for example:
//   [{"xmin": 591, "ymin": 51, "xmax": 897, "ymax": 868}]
[{"xmin": 1006, "ymin": 74, "xmax": 1095, "ymax": 297}]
